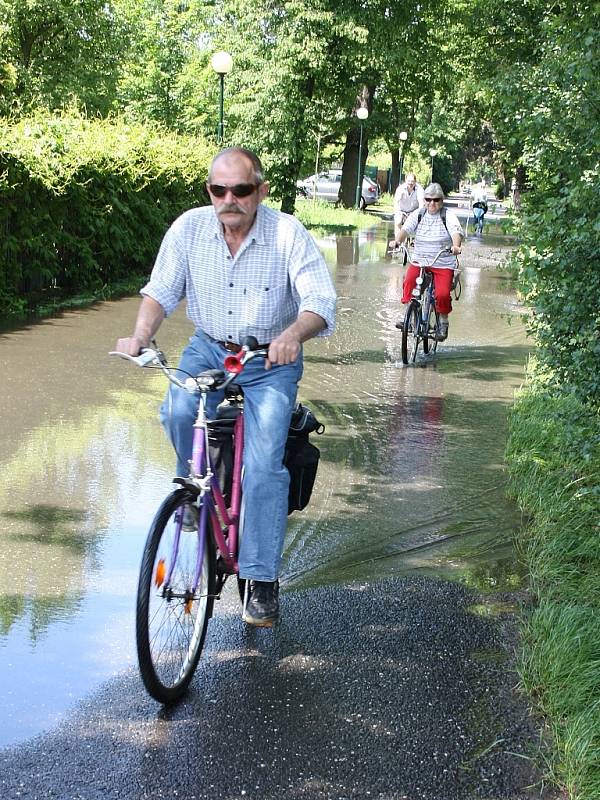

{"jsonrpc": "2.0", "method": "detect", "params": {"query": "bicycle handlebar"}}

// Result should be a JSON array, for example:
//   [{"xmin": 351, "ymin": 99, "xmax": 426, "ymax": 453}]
[
  {"xmin": 109, "ymin": 339, "xmax": 268, "ymax": 394},
  {"xmin": 412, "ymin": 247, "xmax": 460, "ymax": 270}
]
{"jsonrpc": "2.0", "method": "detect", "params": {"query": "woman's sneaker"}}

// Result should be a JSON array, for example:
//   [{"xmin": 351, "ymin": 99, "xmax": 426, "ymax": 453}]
[
  {"xmin": 242, "ymin": 580, "xmax": 280, "ymax": 627},
  {"xmin": 436, "ymin": 321, "xmax": 449, "ymax": 341}
]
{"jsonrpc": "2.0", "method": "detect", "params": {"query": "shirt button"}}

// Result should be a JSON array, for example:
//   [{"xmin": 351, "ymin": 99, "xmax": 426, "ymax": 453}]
[
  {"xmin": 229, "ymin": 282, "xmax": 234, "ymax": 287},
  {"xmin": 228, "ymin": 310, "xmax": 232, "ymax": 315}
]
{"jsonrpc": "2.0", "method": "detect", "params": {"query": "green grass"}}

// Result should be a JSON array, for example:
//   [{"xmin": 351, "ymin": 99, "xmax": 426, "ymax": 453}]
[
  {"xmin": 266, "ymin": 196, "xmax": 381, "ymax": 232},
  {"xmin": 506, "ymin": 364, "xmax": 600, "ymax": 799}
]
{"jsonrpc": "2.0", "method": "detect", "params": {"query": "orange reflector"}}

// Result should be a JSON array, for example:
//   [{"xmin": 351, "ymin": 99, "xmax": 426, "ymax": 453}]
[
  {"xmin": 154, "ymin": 559, "xmax": 166, "ymax": 588},
  {"xmin": 184, "ymin": 598, "xmax": 193, "ymax": 614}
]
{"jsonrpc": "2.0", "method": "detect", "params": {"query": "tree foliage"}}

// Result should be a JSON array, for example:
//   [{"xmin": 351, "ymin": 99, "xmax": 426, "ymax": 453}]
[
  {"xmin": 477, "ymin": 0, "xmax": 600, "ymax": 404},
  {"xmin": 0, "ymin": 0, "xmax": 124, "ymax": 114}
]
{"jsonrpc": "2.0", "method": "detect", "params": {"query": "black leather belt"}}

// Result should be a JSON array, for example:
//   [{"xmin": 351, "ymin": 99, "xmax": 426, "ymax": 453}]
[{"xmin": 218, "ymin": 340, "xmax": 270, "ymax": 352}]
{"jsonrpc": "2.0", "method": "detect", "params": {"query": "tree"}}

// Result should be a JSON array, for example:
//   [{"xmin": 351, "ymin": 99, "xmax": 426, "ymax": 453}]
[
  {"xmin": 0, "ymin": 0, "xmax": 123, "ymax": 114},
  {"xmin": 113, "ymin": 0, "xmax": 211, "ymax": 129}
]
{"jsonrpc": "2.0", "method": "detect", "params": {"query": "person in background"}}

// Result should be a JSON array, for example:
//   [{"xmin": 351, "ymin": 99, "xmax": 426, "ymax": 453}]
[
  {"xmin": 389, "ymin": 172, "xmax": 425, "ymax": 250},
  {"xmin": 115, "ymin": 147, "xmax": 337, "ymax": 627},
  {"xmin": 471, "ymin": 179, "xmax": 488, "ymax": 234},
  {"xmin": 394, "ymin": 182, "xmax": 463, "ymax": 341}
]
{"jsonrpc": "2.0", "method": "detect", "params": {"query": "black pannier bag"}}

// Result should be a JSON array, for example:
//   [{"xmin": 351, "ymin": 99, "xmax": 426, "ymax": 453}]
[
  {"xmin": 284, "ymin": 403, "xmax": 325, "ymax": 515},
  {"xmin": 208, "ymin": 401, "xmax": 324, "ymax": 514}
]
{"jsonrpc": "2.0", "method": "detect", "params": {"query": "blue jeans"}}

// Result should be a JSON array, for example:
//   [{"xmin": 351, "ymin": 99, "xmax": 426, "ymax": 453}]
[
  {"xmin": 473, "ymin": 207, "xmax": 485, "ymax": 232},
  {"xmin": 159, "ymin": 330, "xmax": 302, "ymax": 582}
]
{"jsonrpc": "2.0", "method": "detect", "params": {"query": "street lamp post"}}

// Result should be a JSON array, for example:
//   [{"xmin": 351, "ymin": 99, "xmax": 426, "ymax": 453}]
[
  {"xmin": 429, "ymin": 148, "xmax": 438, "ymax": 183},
  {"xmin": 355, "ymin": 107, "xmax": 369, "ymax": 209},
  {"xmin": 399, "ymin": 130, "xmax": 408, "ymax": 185},
  {"xmin": 210, "ymin": 51, "xmax": 233, "ymax": 144}
]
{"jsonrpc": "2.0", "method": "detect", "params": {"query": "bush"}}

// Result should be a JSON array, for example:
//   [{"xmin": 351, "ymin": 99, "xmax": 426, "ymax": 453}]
[{"xmin": 0, "ymin": 112, "xmax": 213, "ymax": 313}]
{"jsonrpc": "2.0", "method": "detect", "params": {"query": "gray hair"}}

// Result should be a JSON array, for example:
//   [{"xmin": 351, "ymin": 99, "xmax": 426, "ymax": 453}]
[
  {"xmin": 424, "ymin": 182, "xmax": 444, "ymax": 199},
  {"xmin": 209, "ymin": 147, "xmax": 264, "ymax": 183}
]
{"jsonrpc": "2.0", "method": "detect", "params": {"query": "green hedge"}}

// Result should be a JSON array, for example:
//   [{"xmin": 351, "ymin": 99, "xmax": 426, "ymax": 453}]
[{"xmin": 0, "ymin": 113, "xmax": 213, "ymax": 313}]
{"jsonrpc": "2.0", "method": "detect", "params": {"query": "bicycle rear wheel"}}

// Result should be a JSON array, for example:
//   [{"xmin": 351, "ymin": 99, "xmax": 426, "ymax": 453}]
[
  {"xmin": 136, "ymin": 488, "xmax": 215, "ymax": 703},
  {"xmin": 401, "ymin": 301, "xmax": 421, "ymax": 365}
]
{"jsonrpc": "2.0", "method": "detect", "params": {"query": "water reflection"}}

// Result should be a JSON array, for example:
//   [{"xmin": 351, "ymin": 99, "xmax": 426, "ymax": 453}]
[{"xmin": 0, "ymin": 222, "xmax": 528, "ymax": 745}]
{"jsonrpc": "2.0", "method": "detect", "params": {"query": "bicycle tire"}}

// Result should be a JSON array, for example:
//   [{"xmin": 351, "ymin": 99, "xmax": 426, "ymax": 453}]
[
  {"xmin": 422, "ymin": 303, "xmax": 439, "ymax": 355},
  {"xmin": 136, "ymin": 488, "xmax": 215, "ymax": 703},
  {"xmin": 401, "ymin": 301, "xmax": 421, "ymax": 365}
]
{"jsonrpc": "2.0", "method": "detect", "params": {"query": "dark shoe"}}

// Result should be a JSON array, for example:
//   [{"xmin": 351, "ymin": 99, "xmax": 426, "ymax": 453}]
[
  {"xmin": 242, "ymin": 580, "xmax": 280, "ymax": 627},
  {"xmin": 436, "ymin": 321, "xmax": 449, "ymax": 341},
  {"xmin": 181, "ymin": 503, "xmax": 198, "ymax": 532},
  {"xmin": 394, "ymin": 316, "xmax": 405, "ymax": 330}
]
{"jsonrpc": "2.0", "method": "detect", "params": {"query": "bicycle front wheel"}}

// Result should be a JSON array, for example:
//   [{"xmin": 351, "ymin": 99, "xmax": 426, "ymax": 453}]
[
  {"xmin": 136, "ymin": 489, "xmax": 215, "ymax": 703},
  {"xmin": 422, "ymin": 304, "xmax": 439, "ymax": 355},
  {"xmin": 401, "ymin": 301, "xmax": 421, "ymax": 364}
]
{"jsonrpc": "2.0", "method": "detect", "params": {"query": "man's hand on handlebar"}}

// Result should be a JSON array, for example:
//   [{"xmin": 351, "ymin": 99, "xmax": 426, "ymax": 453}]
[
  {"xmin": 115, "ymin": 335, "xmax": 149, "ymax": 356},
  {"xmin": 265, "ymin": 331, "xmax": 302, "ymax": 371},
  {"xmin": 450, "ymin": 244, "xmax": 461, "ymax": 256}
]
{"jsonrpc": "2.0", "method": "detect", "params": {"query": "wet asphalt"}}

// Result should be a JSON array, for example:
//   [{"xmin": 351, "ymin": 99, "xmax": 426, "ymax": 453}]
[{"xmin": 0, "ymin": 576, "xmax": 555, "ymax": 800}]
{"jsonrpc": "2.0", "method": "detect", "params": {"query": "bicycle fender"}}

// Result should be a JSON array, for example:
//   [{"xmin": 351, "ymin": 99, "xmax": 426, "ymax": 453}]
[{"xmin": 172, "ymin": 478, "xmax": 201, "ymax": 496}]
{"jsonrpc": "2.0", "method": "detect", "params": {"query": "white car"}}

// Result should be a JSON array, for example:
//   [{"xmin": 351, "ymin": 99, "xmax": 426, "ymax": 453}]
[{"xmin": 297, "ymin": 169, "xmax": 380, "ymax": 208}]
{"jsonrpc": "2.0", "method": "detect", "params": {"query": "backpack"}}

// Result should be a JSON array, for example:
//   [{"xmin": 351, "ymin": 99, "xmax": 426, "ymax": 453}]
[{"xmin": 417, "ymin": 206, "xmax": 449, "ymax": 234}]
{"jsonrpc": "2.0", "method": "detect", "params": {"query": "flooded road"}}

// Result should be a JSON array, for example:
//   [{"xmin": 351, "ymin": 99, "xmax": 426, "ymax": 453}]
[{"xmin": 0, "ymin": 221, "xmax": 529, "ymax": 749}]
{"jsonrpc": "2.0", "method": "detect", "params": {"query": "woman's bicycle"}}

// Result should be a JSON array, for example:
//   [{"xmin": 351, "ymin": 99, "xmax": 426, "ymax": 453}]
[
  {"xmin": 396, "ymin": 247, "xmax": 460, "ymax": 365},
  {"xmin": 110, "ymin": 337, "xmax": 269, "ymax": 703}
]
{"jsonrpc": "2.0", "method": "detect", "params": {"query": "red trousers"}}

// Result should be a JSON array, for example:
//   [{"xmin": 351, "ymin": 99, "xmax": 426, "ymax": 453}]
[{"xmin": 401, "ymin": 264, "xmax": 453, "ymax": 314}]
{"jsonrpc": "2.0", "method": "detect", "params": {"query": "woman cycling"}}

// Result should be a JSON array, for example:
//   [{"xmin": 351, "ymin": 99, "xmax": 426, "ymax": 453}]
[{"xmin": 395, "ymin": 183, "xmax": 463, "ymax": 341}]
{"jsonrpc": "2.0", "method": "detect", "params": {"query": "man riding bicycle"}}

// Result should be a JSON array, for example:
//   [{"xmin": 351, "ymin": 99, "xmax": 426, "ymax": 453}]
[
  {"xmin": 389, "ymin": 172, "xmax": 425, "ymax": 250},
  {"xmin": 115, "ymin": 147, "xmax": 336, "ymax": 627}
]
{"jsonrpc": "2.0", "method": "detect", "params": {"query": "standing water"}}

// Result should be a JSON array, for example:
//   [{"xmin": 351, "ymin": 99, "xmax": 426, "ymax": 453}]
[{"xmin": 0, "ymin": 217, "xmax": 528, "ymax": 746}]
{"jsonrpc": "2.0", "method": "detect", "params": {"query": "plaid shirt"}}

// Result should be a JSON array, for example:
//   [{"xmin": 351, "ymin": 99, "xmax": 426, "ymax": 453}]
[{"xmin": 141, "ymin": 204, "xmax": 336, "ymax": 344}]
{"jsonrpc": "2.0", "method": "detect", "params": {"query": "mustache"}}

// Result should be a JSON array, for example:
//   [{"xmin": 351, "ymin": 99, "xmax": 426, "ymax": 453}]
[{"xmin": 215, "ymin": 202, "xmax": 247, "ymax": 215}]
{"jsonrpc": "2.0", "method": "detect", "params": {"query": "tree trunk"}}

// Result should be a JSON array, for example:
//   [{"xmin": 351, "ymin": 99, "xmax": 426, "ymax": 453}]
[
  {"xmin": 390, "ymin": 149, "xmax": 400, "ymax": 194},
  {"xmin": 339, "ymin": 85, "xmax": 374, "ymax": 209}
]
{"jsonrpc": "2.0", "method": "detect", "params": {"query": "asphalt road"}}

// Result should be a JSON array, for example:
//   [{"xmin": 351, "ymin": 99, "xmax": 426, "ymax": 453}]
[{"xmin": 1, "ymin": 576, "xmax": 556, "ymax": 800}]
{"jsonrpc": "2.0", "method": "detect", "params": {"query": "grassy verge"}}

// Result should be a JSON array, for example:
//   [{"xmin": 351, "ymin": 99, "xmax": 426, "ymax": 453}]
[
  {"xmin": 267, "ymin": 196, "xmax": 381, "ymax": 232},
  {"xmin": 506, "ymin": 363, "xmax": 600, "ymax": 799}
]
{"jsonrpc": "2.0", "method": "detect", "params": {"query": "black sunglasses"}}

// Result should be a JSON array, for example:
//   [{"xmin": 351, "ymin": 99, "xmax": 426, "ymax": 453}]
[
  {"xmin": 425, "ymin": 197, "xmax": 442, "ymax": 202},
  {"xmin": 208, "ymin": 183, "xmax": 259, "ymax": 198}
]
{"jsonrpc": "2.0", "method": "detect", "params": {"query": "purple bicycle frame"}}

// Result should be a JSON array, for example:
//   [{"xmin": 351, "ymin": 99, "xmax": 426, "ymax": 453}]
[{"xmin": 192, "ymin": 410, "xmax": 245, "ymax": 576}]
